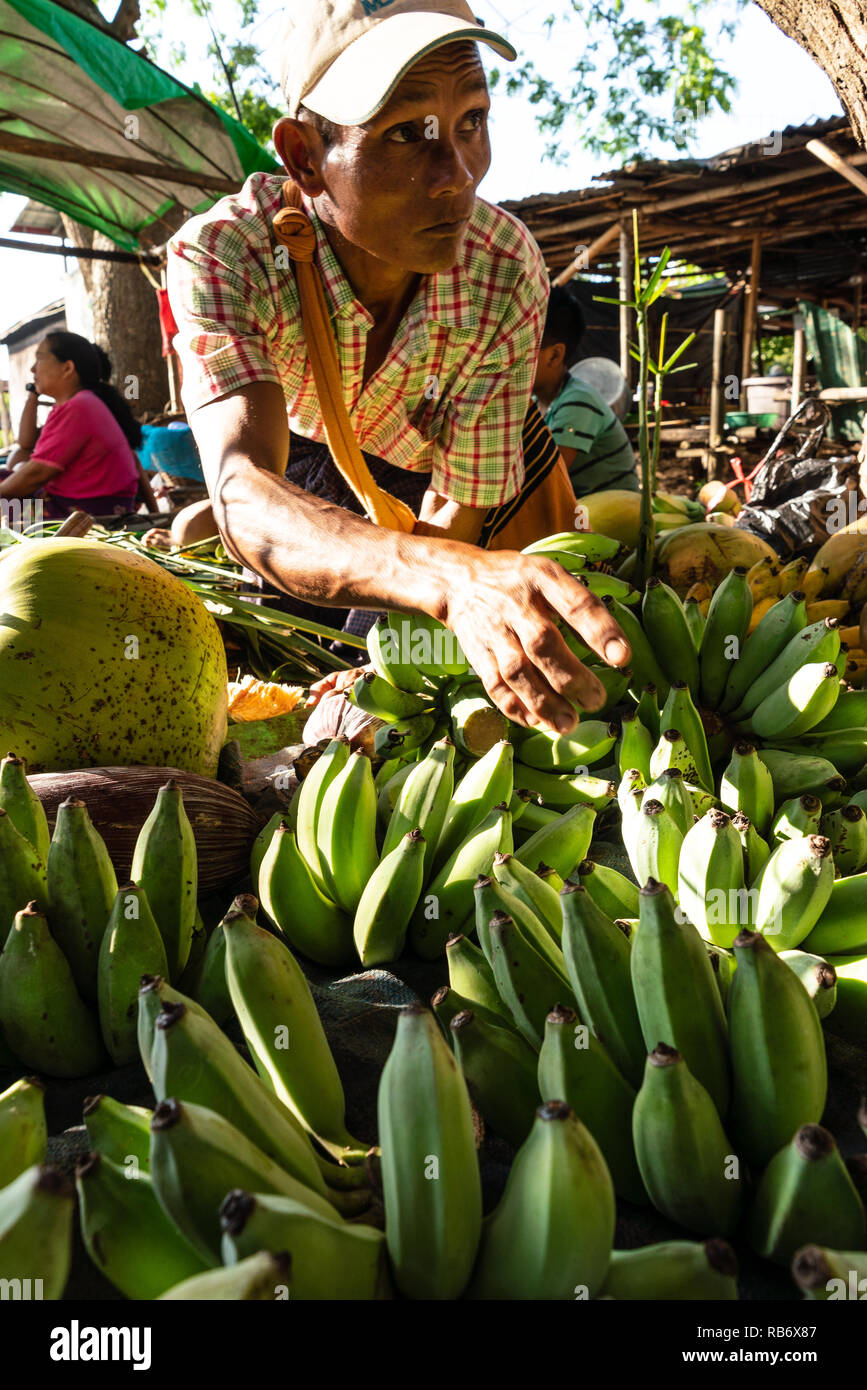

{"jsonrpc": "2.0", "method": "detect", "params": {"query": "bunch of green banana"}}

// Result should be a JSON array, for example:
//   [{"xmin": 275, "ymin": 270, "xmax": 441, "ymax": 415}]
[
  {"xmin": 466, "ymin": 1101, "xmax": 615, "ymax": 1300},
  {"xmin": 727, "ymin": 930, "xmax": 827, "ymax": 1167},
  {"xmin": 257, "ymin": 824, "xmax": 354, "ymax": 968},
  {"xmin": 473, "ymin": 872, "xmax": 567, "ymax": 977},
  {"xmin": 598, "ymin": 1239, "xmax": 738, "ymax": 1300},
  {"xmin": 354, "ymin": 829, "xmax": 426, "ymax": 965},
  {"xmin": 219, "ymin": 1189, "xmax": 391, "ymax": 1299},
  {"xmin": 720, "ymin": 590, "xmax": 807, "ymax": 715},
  {"xmin": 729, "ymin": 617, "xmax": 841, "ymax": 724},
  {"xmin": 632, "ymin": 1044, "xmax": 743, "ymax": 1236},
  {"xmin": 0, "ymin": 1164, "xmax": 73, "ymax": 1300},
  {"xmin": 315, "ymin": 749, "xmax": 379, "ymax": 914},
  {"xmin": 747, "ymin": 1125, "xmax": 866, "ymax": 1265},
  {"xmin": 513, "ymin": 800, "xmax": 596, "ymax": 879},
  {"xmin": 445, "ymin": 933, "xmax": 516, "ymax": 1031},
  {"xmin": 378, "ymin": 1004, "xmax": 481, "ymax": 1299},
  {"xmin": 0, "ymin": 1077, "xmax": 46, "ymax": 1188},
  {"xmin": 295, "ymin": 737, "xmax": 350, "ymax": 892},
  {"xmin": 433, "ymin": 740, "xmax": 513, "ymax": 873},
  {"xmin": 522, "ymin": 530, "xmax": 622, "ymax": 567},
  {"xmin": 131, "ymin": 780, "xmax": 197, "ymax": 983},
  {"xmin": 484, "ymin": 909, "xmax": 576, "ymax": 1048},
  {"xmin": 409, "ymin": 801, "xmax": 512, "ymax": 959},
  {"xmin": 642, "ymin": 578, "xmax": 700, "ymax": 696},
  {"xmin": 382, "ymin": 737, "xmax": 455, "ymax": 877},
  {"xmin": 492, "ymin": 852, "xmax": 562, "ymax": 941},
  {"xmin": 698, "ymin": 566, "xmax": 753, "ymax": 711},
  {"xmin": 45, "ymin": 797, "xmax": 116, "ymax": 1002}
]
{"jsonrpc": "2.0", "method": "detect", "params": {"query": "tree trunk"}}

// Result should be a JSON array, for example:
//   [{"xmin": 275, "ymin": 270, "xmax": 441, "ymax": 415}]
[
  {"xmin": 59, "ymin": 216, "xmax": 170, "ymax": 417},
  {"xmin": 755, "ymin": 0, "xmax": 867, "ymax": 146},
  {"xmin": 52, "ymin": 0, "xmax": 142, "ymax": 42}
]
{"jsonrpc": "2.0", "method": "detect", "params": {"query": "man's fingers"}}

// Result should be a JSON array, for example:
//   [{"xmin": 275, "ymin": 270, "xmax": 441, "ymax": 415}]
[
  {"xmin": 512, "ymin": 612, "xmax": 608, "ymax": 713},
  {"xmin": 537, "ymin": 566, "xmax": 631, "ymax": 669}
]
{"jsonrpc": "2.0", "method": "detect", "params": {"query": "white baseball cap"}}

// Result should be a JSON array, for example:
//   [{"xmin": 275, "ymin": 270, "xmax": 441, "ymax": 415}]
[{"xmin": 280, "ymin": 0, "xmax": 517, "ymax": 126}]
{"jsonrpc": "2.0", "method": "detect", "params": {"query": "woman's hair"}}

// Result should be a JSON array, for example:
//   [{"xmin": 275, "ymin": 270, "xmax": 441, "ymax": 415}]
[{"xmin": 43, "ymin": 331, "xmax": 143, "ymax": 451}]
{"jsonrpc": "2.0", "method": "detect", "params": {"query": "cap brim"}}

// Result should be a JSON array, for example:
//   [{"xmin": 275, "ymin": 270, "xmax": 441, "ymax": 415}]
[{"xmin": 301, "ymin": 11, "xmax": 516, "ymax": 126}]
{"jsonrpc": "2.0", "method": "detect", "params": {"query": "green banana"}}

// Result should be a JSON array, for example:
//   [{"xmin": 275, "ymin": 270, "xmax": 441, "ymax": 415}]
[
  {"xmin": 385, "ymin": 610, "xmax": 468, "ymax": 678},
  {"xmin": 792, "ymin": 1244, "xmax": 867, "ymax": 1300},
  {"xmin": 625, "ymin": 799, "xmax": 683, "ymax": 899},
  {"xmin": 598, "ymin": 1239, "xmax": 738, "ymax": 1300},
  {"xmin": 684, "ymin": 595, "xmax": 706, "ymax": 652},
  {"xmin": 576, "ymin": 858, "xmax": 640, "ymax": 921},
  {"xmin": 677, "ymin": 810, "xmax": 746, "ymax": 949},
  {"xmin": 821, "ymin": 804, "xmax": 867, "ymax": 873},
  {"xmin": 473, "ymin": 872, "xmax": 569, "ymax": 980},
  {"xmin": 219, "ymin": 1190, "xmax": 391, "ymax": 1300},
  {"xmin": 354, "ymin": 828, "xmax": 426, "ymax": 965},
  {"xmin": 508, "ymin": 788, "xmax": 536, "ymax": 825},
  {"xmin": 148, "ymin": 998, "xmax": 331, "ymax": 1197},
  {"xmin": 699, "ymin": 565, "xmax": 753, "ymax": 709},
  {"xmin": 466, "ymin": 1101, "xmax": 615, "ymax": 1300},
  {"xmin": 510, "ymin": 791, "xmax": 558, "ymax": 838},
  {"xmin": 258, "ymin": 825, "xmax": 355, "ymax": 968},
  {"xmin": 97, "ymin": 884, "xmax": 169, "ymax": 1065},
  {"xmin": 606, "ymin": 597, "xmax": 671, "ymax": 700},
  {"xmin": 825, "ymin": 951, "xmax": 867, "ymax": 1044},
  {"xmin": 0, "ymin": 1077, "xmax": 46, "ymax": 1188},
  {"xmin": 433, "ymin": 740, "xmax": 513, "ymax": 873},
  {"xmin": 649, "ymin": 728, "xmax": 701, "ymax": 785},
  {"xmin": 186, "ymin": 917, "xmax": 233, "ymax": 1026},
  {"xmin": 617, "ymin": 710, "xmax": 654, "ymax": 783},
  {"xmin": 728, "ymin": 930, "xmax": 827, "ymax": 1168},
  {"xmin": 574, "ymin": 662, "xmax": 631, "ymax": 715},
  {"xmin": 378, "ymin": 1003, "xmax": 481, "ymax": 1299},
  {"xmin": 367, "ymin": 615, "xmax": 428, "ymax": 693},
  {"xmin": 719, "ymin": 742, "xmax": 775, "ymax": 839},
  {"xmin": 747, "ymin": 661, "xmax": 841, "ymax": 740},
  {"xmin": 812, "ymin": 687, "xmax": 867, "ymax": 733},
  {"xmin": 316, "ymin": 749, "xmax": 379, "ymax": 914},
  {"xmin": 802, "ymin": 874, "xmax": 867, "ymax": 956},
  {"xmin": 77, "ymin": 1151, "xmax": 212, "ymax": 1297},
  {"xmin": 560, "ymin": 883, "xmax": 645, "ymax": 1087},
  {"xmin": 684, "ymin": 779, "xmax": 721, "ymax": 817},
  {"xmin": 509, "ymin": 765, "xmax": 616, "ymax": 812},
  {"xmin": 130, "ymin": 780, "xmax": 197, "ymax": 983},
  {"xmin": 45, "ymin": 798, "xmax": 116, "ymax": 1001},
  {"xmin": 137, "ymin": 973, "xmax": 212, "ymax": 1084},
  {"xmin": 618, "ymin": 768, "xmax": 646, "ymax": 823},
  {"xmin": 642, "ymin": 577, "xmax": 699, "ymax": 695},
  {"xmin": 177, "ymin": 908, "xmax": 207, "ymax": 993},
  {"xmin": 295, "ymin": 737, "xmax": 350, "ymax": 892},
  {"xmin": 445, "ymin": 933, "xmax": 517, "ymax": 1031},
  {"xmin": 632, "ymin": 1043, "xmax": 743, "ymax": 1236},
  {"xmin": 772, "ymin": 793, "xmax": 823, "ymax": 842},
  {"xmin": 431, "ymin": 983, "xmax": 509, "ymax": 1038},
  {"xmin": 374, "ymin": 712, "xmax": 437, "ymax": 758},
  {"xmin": 409, "ymin": 801, "xmax": 512, "ymax": 959},
  {"xmin": 513, "ymin": 800, "xmax": 597, "ymax": 878},
  {"xmin": 485, "ymin": 910, "xmax": 576, "ymax": 1048},
  {"xmin": 522, "ymin": 530, "xmax": 621, "ymax": 563},
  {"xmin": 0, "ymin": 904, "xmax": 105, "ymax": 1077},
  {"xmin": 82, "ymin": 1093, "xmax": 151, "ymax": 1174},
  {"xmin": 731, "ymin": 812, "xmax": 771, "ymax": 882},
  {"xmin": 757, "ymin": 747, "xmax": 843, "ymax": 802},
  {"xmin": 250, "ymin": 811, "xmax": 287, "ymax": 885},
  {"xmin": 160, "ymin": 1249, "xmax": 290, "ymax": 1300},
  {"xmin": 0, "ymin": 753, "xmax": 49, "ymax": 862},
  {"xmin": 731, "ymin": 617, "xmax": 841, "ymax": 721},
  {"xmin": 630, "ymin": 880, "xmax": 731, "ymax": 1117},
  {"xmin": 492, "ymin": 851, "xmax": 563, "ymax": 941},
  {"xmin": 637, "ymin": 683, "xmax": 661, "ymax": 740},
  {"xmin": 222, "ymin": 903, "xmax": 368, "ymax": 1163},
  {"xmin": 641, "ymin": 767, "xmax": 695, "ymax": 836},
  {"xmin": 382, "ymin": 737, "xmax": 455, "ymax": 878},
  {"xmin": 149, "ymin": 1097, "xmax": 341, "ymax": 1262},
  {"xmin": 450, "ymin": 1008, "xmax": 540, "ymax": 1147},
  {"xmin": 0, "ymin": 1164, "xmax": 73, "ymax": 1300},
  {"xmin": 747, "ymin": 1124, "xmax": 866, "ymax": 1265},
  {"xmin": 537, "ymin": 1003, "xmax": 646, "ymax": 1204},
  {"xmin": 720, "ymin": 590, "xmax": 807, "ymax": 714},
  {"xmin": 753, "ymin": 834, "xmax": 834, "ymax": 951},
  {"xmin": 347, "ymin": 670, "xmax": 433, "ymax": 722},
  {"xmin": 790, "ymin": 728, "xmax": 867, "ymax": 775},
  {"xmin": 516, "ymin": 721, "xmax": 618, "ymax": 773},
  {"xmin": 706, "ymin": 942, "xmax": 735, "ymax": 1006},
  {"xmin": 779, "ymin": 951, "xmax": 837, "ymax": 1019}
]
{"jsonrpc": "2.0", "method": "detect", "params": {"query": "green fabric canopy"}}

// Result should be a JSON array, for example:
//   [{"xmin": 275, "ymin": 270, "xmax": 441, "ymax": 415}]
[{"xmin": 0, "ymin": 0, "xmax": 278, "ymax": 250}]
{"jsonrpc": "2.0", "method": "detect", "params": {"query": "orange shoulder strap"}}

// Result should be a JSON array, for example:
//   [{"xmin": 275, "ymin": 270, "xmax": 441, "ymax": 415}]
[{"xmin": 272, "ymin": 181, "xmax": 416, "ymax": 533}]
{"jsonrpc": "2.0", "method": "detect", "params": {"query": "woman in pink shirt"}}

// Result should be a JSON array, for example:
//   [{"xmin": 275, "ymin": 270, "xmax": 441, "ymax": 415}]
[{"xmin": 0, "ymin": 333, "xmax": 142, "ymax": 520}]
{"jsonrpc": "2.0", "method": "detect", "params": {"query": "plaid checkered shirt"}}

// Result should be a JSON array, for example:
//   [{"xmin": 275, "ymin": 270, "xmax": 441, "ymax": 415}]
[{"xmin": 167, "ymin": 172, "xmax": 549, "ymax": 509}]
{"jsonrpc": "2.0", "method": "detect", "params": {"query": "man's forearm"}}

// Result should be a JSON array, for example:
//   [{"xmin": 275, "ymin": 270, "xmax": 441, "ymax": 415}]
[
  {"xmin": 212, "ymin": 453, "xmax": 465, "ymax": 621},
  {"xmin": 17, "ymin": 393, "xmax": 39, "ymax": 452}
]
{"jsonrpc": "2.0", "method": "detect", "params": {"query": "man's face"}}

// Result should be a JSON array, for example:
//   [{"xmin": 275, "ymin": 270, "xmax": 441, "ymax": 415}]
[{"xmin": 279, "ymin": 41, "xmax": 491, "ymax": 275}]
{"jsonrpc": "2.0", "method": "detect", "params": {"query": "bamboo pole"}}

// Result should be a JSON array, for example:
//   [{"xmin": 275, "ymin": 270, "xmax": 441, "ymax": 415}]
[
  {"xmin": 740, "ymin": 233, "xmax": 763, "ymax": 406},
  {"xmin": 619, "ymin": 218, "xmax": 633, "ymax": 386},
  {"xmin": 791, "ymin": 315, "xmax": 806, "ymax": 413},
  {"xmin": 551, "ymin": 221, "xmax": 620, "ymax": 286},
  {"xmin": 0, "ymin": 132, "xmax": 240, "ymax": 192},
  {"xmin": 806, "ymin": 138, "xmax": 867, "ymax": 200},
  {"xmin": 707, "ymin": 307, "xmax": 727, "ymax": 481},
  {"xmin": 0, "ymin": 235, "xmax": 162, "ymax": 264}
]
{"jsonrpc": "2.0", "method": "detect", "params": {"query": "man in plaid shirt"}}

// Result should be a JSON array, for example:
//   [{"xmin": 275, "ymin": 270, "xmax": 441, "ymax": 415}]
[{"xmin": 167, "ymin": 0, "xmax": 629, "ymax": 734}]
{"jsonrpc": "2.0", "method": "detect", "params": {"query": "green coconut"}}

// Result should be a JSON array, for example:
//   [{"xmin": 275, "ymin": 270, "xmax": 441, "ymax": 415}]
[{"xmin": 0, "ymin": 539, "xmax": 227, "ymax": 776}]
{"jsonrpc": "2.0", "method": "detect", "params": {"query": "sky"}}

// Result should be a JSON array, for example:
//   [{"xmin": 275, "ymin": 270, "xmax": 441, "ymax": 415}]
[{"xmin": 0, "ymin": 0, "xmax": 843, "ymax": 378}]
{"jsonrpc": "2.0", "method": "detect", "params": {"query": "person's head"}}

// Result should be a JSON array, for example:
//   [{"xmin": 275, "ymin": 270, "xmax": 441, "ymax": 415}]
[
  {"xmin": 534, "ymin": 285, "xmax": 586, "ymax": 400},
  {"xmin": 272, "ymin": 1, "xmax": 516, "ymax": 276},
  {"xmin": 34, "ymin": 331, "xmax": 142, "ymax": 449}
]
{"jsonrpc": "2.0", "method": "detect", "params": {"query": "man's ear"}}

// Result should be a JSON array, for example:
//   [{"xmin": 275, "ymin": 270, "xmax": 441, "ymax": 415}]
[{"xmin": 273, "ymin": 117, "xmax": 326, "ymax": 196}]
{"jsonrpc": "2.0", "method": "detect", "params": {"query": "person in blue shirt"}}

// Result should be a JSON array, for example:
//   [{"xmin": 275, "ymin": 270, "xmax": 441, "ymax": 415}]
[{"xmin": 533, "ymin": 286, "xmax": 639, "ymax": 498}]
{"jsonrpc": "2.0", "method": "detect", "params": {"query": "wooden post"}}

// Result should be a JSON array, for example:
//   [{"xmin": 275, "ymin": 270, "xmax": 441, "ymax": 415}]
[
  {"xmin": 791, "ymin": 314, "xmax": 806, "ymax": 413},
  {"xmin": 854, "ymin": 279, "xmax": 863, "ymax": 329},
  {"xmin": 707, "ymin": 307, "xmax": 727, "ymax": 481},
  {"xmin": 740, "ymin": 233, "xmax": 762, "ymax": 407},
  {"xmin": 0, "ymin": 382, "xmax": 11, "ymax": 449},
  {"xmin": 619, "ymin": 218, "xmax": 633, "ymax": 388}
]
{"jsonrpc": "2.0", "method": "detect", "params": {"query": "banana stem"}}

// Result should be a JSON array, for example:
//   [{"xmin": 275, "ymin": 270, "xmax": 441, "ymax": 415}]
[{"xmin": 635, "ymin": 291, "xmax": 654, "ymax": 591}]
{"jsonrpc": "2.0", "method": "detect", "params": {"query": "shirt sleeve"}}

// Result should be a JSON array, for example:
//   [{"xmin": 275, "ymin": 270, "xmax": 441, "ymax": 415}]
[
  {"xmin": 30, "ymin": 402, "xmax": 80, "ymax": 470},
  {"xmin": 431, "ymin": 230, "xmax": 550, "ymax": 509},
  {"xmin": 167, "ymin": 208, "xmax": 287, "ymax": 415}
]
